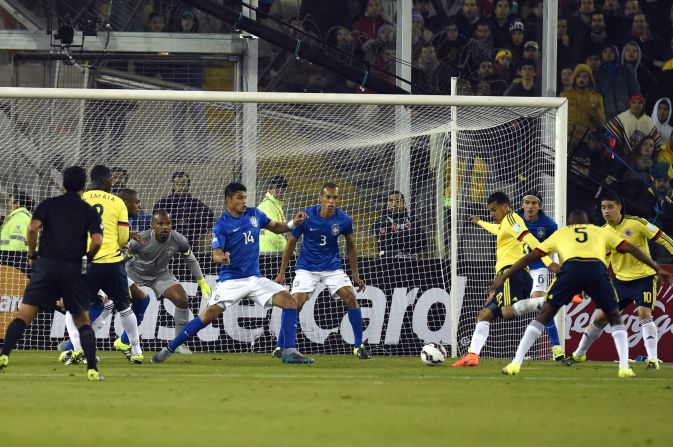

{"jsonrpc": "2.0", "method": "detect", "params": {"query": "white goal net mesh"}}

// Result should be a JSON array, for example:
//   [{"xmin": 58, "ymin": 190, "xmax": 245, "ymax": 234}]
[{"xmin": 0, "ymin": 92, "xmax": 561, "ymax": 357}]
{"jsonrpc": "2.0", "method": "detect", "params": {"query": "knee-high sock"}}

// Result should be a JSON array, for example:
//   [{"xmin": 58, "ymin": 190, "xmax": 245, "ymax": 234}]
[
  {"xmin": 1, "ymin": 318, "xmax": 27, "ymax": 356},
  {"xmin": 280, "ymin": 309, "xmax": 298, "ymax": 349},
  {"xmin": 640, "ymin": 317, "xmax": 658, "ymax": 361},
  {"xmin": 63, "ymin": 302, "xmax": 106, "ymax": 351},
  {"xmin": 168, "ymin": 317, "xmax": 206, "ymax": 352},
  {"xmin": 611, "ymin": 324, "xmax": 630, "ymax": 369},
  {"xmin": 468, "ymin": 321, "xmax": 490, "ymax": 355},
  {"xmin": 65, "ymin": 312, "xmax": 82, "ymax": 351},
  {"xmin": 545, "ymin": 319, "xmax": 561, "ymax": 346},
  {"xmin": 120, "ymin": 295, "xmax": 150, "ymax": 344},
  {"xmin": 174, "ymin": 307, "xmax": 190, "ymax": 338},
  {"xmin": 93, "ymin": 300, "xmax": 115, "ymax": 330},
  {"xmin": 347, "ymin": 307, "xmax": 364, "ymax": 347},
  {"xmin": 512, "ymin": 297, "xmax": 544, "ymax": 317},
  {"xmin": 513, "ymin": 320, "xmax": 545, "ymax": 365},
  {"xmin": 78, "ymin": 324, "xmax": 97, "ymax": 371},
  {"xmin": 275, "ymin": 310, "xmax": 287, "ymax": 349},
  {"xmin": 119, "ymin": 307, "xmax": 141, "ymax": 355},
  {"xmin": 574, "ymin": 320, "xmax": 606, "ymax": 357}
]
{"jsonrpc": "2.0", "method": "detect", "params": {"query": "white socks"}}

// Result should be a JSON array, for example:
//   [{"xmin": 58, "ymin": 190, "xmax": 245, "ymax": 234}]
[
  {"xmin": 93, "ymin": 300, "xmax": 115, "ymax": 330},
  {"xmin": 611, "ymin": 325, "xmax": 630, "ymax": 369},
  {"xmin": 513, "ymin": 320, "xmax": 545, "ymax": 365},
  {"xmin": 468, "ymin": 321, "xmax": 490, "ymax": 355},
  {"xmin": 64, "ymin": 312, "xmax": 82, "ymax": 351},
  {"xmin": 640, "ymin": 318, "xmax": 658, "ymax": 361},
  {"xmin": 174, "ymin": 307, "xmax": 190, "ymax": 337},
  {"xmin": 512, "ymin": 297, "xmax": 544, "ymax": 317},
  {"xmin": 574, "ymin": 320, "xmax": 605, "ymax": 357},
  {"xmin": 119, "ymin": 307, "xmax": 142, "ymax": 355}
]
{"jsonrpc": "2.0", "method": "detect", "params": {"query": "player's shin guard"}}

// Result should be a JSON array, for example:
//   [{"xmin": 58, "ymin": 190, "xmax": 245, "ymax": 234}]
[
  {"xmin": 120, "ymin": 295, "xmax": 150, "ymax": 344},
  {"xmin": 513, "ymin": 320, "xmax": 545, "ymax": 364},
  {"xmin": 347, "ymin": 307, "xmax": 364, "ymax": 348},
  {"xmin": 168, "ymin": 317, "xmax": 206, "ymax": 352},
  {"xmin": 639, "ymin": 318, "xmax": 658, "ymax": 361},
  {"xmin": 78, "ymin": 324, "xmax": 98, "ymax": 371},
  {"xmin": 119, "ymin": 307, "xmax": 142, "ymax": 355},
  {"xmin": 610, "ymin": 325, "xmax": 630, "ymax": 369},
  {"xmin": 574, "ymin": 320, "xmax": 606, "ymax": 357},
  {"xmin": 174, "ymin": 307, "xmax": 190, "ymax": 337},
  {"xmin": 1, "ymin": 318, "xmax": 27, "ymax": 356},
  {"xmin": 468, "ymin": 321, "xmax": 490, "ymax": 355},
  {"xmin": 280, "ymin": 309, "xmax": 298, "ymax": 349},
  {"xmin": 545, "ymin": 319, "xmax": 561, "ymax": 347},
  {"xmin": 65, "ymin": 312, "xmax": 82, "ymax": 351}
]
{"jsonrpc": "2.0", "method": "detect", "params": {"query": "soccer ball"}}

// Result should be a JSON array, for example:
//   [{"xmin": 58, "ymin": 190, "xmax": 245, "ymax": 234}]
[{"xmin": 420, "ymin": 342, "xmax": 447, "ymax": 366}]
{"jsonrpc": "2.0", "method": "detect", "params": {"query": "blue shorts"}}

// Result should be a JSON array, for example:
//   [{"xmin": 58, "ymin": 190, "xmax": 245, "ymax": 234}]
[
  {"xmin": 547, "ymin": 259, "xmax": 618, "ymax": 313},
  {"xmin": 492, "ymin": 268, "xmax": 533, "ymax": 308},
  {"xmin": 613, "ymin": 275, "xmax": 657, "ymax": 311},
  {"xmin": 87, "ymin": 261, "xmax": 129, "ymax": 304}
]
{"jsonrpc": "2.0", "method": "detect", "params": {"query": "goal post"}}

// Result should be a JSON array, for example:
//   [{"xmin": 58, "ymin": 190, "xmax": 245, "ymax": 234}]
[{"xmin": 0, "ymin": 87, "xmax": 567, "ymax": 357}]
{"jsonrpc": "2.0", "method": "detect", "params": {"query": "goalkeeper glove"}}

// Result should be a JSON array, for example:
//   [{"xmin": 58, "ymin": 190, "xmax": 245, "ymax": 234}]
[{"xmin": 197, "ymin": 278, "xmax": 212, "ymax": 297}]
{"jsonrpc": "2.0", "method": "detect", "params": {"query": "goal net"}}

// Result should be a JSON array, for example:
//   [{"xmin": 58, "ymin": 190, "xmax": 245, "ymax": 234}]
[{"xmin": 0, "ymin": 88, "xmax": 566, "ymax": 358}]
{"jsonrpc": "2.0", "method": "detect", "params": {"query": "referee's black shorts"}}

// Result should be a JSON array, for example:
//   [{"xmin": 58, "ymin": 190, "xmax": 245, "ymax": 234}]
[{"xmin": 22, "ymin": 257, "xmax": 89, "ymax": 315}]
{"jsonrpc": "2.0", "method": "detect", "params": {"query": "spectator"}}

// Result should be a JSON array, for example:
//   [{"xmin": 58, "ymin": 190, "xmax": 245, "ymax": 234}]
[
  {"xmin": 110, "ymin": 167, "xmax": 129, "ymax": 195},
  {"xmin": 299, "ymin": 0, "xmax": 360, "ymax": 37},
  {"xmin": 559, "ymin": 65, "xmax": 574, "ymax": 93},
  {"xmin": 352, "ymin": 0, "xmax": 389, "ymax": 47},
  {"xmin": 655, "ymin": 4, "xmax": 673, "ymax": 44},
  {"xmin": 566, "ymin": 0, "xmax": 595, "ymax": 45},
  {"xmin": 372, "ymin": 190, "xmax": 427, "ymax": 259},
  {"xmin": 557, "ymin": 17, "xmax": 576, "ymax": 67},
  {"xmin": 0, "ymin": 189, "xmax": 32, "ymax": 252},
  {"xmin": 489, "ymin": 0, "xmax": 515, "ymax": 49},
  {"xmin": 147, "ymin": 11, "xmax": 167, "ymax": 32},
  {"xmin": 268, "ymin": 0, "xmax": 301, "ymax": 25},
  {"xmin": 504, "ymin": 59, "xmax": 540, "ymax": 96},
  {"xmin": 152, "ymin": 171, "xmax": 214, "ymax": 260},
  {"xmin": 622, "ymin": 41, "xmax": 658, "ymax": 104},
  {"xmin": 523, "ymin": 0, "xmax": 543, "ymax": 44},
  {"xmin": 414, "ymin": 0, "xmax": 449, "ymax": 34},
  {"xmin": 435, "ymin": 21, "xmax": 468, "ymax": 67},
  {"xmin": 603, "ymin": 0, "xmax": 629, "ymax": 37},
  {"xmin": 455, "ymin": 0, "xmax": 482, "ymax": 40},
  {"xmin": 412, "ymin": 10, "xmax": 429, "ymax": 62},
  {"xmin": 412, "ymin": 44, "xmax": 457, "ymax": 94},
  {"xmin": 494, "ymin": 48, "xmax": 514, "ymax": 83},
  {"xmin": 605, "ymin": 93, "xmax": 662, "ymax": 154},
  {"xmin": 474, "ymin": 59, "xmax": 508, "ymax": 96},
  {"xmin": 522, "ymin": 41, "xmax": 541, "ymax": 82},
  {"xmin": 363, "ymin": 23, "xmax": 395, "ymax": 66},
  {"xmin": 507, "ymin": 19, "xmax": 526, "ymax": 64},
  {"xmin": 326, "ymin": 25, "xmax": 357, "ymax": 66},
  {"xmin": 458, "ymin": 19, "xmax": 494, "ymax": 72},
  {"xmin": 582, "ymin": 11, "xmax": 611, "ymax": 61},
  {"xmin": 645, "ymin": 163, "xmax": 673, "ymax": 260},
  {"xmin": 656, "ymin": 129, "xmax": 673, "ymax": 177},
  {"xmin": 594, "ymin": 44, "xmax": 640, "ymax": 120},
  {"xmin": 626, "ymin": 13, "xmax": 659, "ymax": 69},
  {"xmin": 258, "ymin": 176, "xmax": 289, "ymax": 255},
  {"xmin": 652, "ymin": 97, "xmax": 673, "ymax": 142},
  {"xmin": 561, "ymin": 63, "xmax": 606, "ymax": 142},
  {"xmin": 619, "ymin": 135, "xmax": 657, "ymax": 217},
  {"xmin": 585, "ymin": 52, "xmax": 602, "ymax": 71}
]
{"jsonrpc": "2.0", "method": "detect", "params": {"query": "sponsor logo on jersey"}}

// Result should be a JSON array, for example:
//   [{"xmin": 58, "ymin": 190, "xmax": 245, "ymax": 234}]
[
  {"xmin": 250, "ymin": 217, "xmax": 258, "ymax": 228},
  {"xmin": 331, "ymin": 224, "xmax": 340, "ymax": 236}
]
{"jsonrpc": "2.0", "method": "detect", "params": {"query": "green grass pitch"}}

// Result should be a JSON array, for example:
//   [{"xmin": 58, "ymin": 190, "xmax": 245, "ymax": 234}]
[{"xmin": 1, "ymin": 351, "xmax": 671, "ymax": 447}]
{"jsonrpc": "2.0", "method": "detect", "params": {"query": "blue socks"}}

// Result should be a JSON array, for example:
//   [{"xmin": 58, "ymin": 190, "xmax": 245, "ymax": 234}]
[
  {"xmin": 348, "ymin": 307, "xmax": 363, "ymax": 347},
  {"xmin": 280, "ymin": 309, "xmax": 298, "ymax": 349},
  {"xmin": 546, "ymin": 319, "xmax": 561, "ymax": 346},
  {"xmin": 120, "ymin": 295, "xmax": 150, "ymax": 344},
  {"xmin": 168, "ymin": 317, "xmax": 206, "ymax": 352}
]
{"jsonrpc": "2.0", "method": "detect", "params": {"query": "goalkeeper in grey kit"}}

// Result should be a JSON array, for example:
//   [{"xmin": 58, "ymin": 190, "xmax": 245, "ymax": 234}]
[{"xmin": 126, "ymin": 210, "xmax": 212, "ymax": 354}]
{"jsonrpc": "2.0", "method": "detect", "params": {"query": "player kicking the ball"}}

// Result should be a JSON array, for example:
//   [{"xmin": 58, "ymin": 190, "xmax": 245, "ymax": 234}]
[
  {"xmin": 152, "ymin": 182, "xmax": 313, "ymax": 364},
  {"xmin": 273, "ymin": 182, "xmax": 368, "ymax": 359}
]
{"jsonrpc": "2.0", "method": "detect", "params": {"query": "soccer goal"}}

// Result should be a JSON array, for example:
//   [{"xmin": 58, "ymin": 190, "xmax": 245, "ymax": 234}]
[{"xmin": 0, "ymin": 88, "xmax": 566, "ymax": 358}]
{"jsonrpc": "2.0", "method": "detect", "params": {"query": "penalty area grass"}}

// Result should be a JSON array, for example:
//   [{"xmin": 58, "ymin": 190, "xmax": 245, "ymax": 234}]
[{"xmin": 0, "ymin": 351, "xmax": 671, "ymax": 447}]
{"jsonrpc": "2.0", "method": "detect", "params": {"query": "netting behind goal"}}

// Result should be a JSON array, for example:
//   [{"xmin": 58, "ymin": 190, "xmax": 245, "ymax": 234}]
[{"xmin": 0, "ymin": 90, "xmax": 564, "ymax": 357}]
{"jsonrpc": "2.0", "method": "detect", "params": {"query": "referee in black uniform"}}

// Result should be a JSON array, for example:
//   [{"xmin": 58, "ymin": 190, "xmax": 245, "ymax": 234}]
[{"xmin": 0, "ymin": 166, "xmax": 105, "ymax": 381}]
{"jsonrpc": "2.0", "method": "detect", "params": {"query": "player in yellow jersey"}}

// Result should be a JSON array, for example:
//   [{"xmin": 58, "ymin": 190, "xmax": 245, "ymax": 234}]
[
  {"xmin": 493, "ymin": 209, "xmax": 672, "ymax": 378},
  {"xmin": 565, "ymin": 192, "xmax": 673, "ymax": 370},
  {"xmin": 83, "ymin": 165, "xmax": 143, "ymax": 364},
  {"xmin": 452, "ymin": 192, "xmax": 560, "ymax": 367}
]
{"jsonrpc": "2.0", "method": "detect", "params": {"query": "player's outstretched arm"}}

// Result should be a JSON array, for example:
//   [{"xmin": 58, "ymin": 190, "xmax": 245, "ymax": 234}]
[
  {"xmin": 275, "ymin": 235, "xmax": 298, "ymax": 285},
  {"xmin": 489, "ymin": 249, "xmax": 543, "ymax": 294},
  {"xmin": 345, "ymin": 233, "xmax": 365, "ymax": 292},
  {"xmin": 266, "ymin": 212, "xmax": 308, "ymax": 234},
  {"xmin": 619, "ymin": 241, "xmax": 673, "ymax": 283},
  {"xmin": 468, "ymin": 215, "xmax": 499, "ymax": 235}
]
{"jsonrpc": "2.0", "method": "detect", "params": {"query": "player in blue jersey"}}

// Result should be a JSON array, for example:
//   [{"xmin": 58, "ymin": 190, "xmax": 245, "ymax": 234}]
[
  {"xmin": 516, "ymin": 190, "xmax": 564, "ymax": 361},
  {"xmin": 152, "ymin": 182, "xmax": 313, "ymax": 364},
  {"xmin": 273, "ymin": 182, "xmax": 368, "ymax": 359}
]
